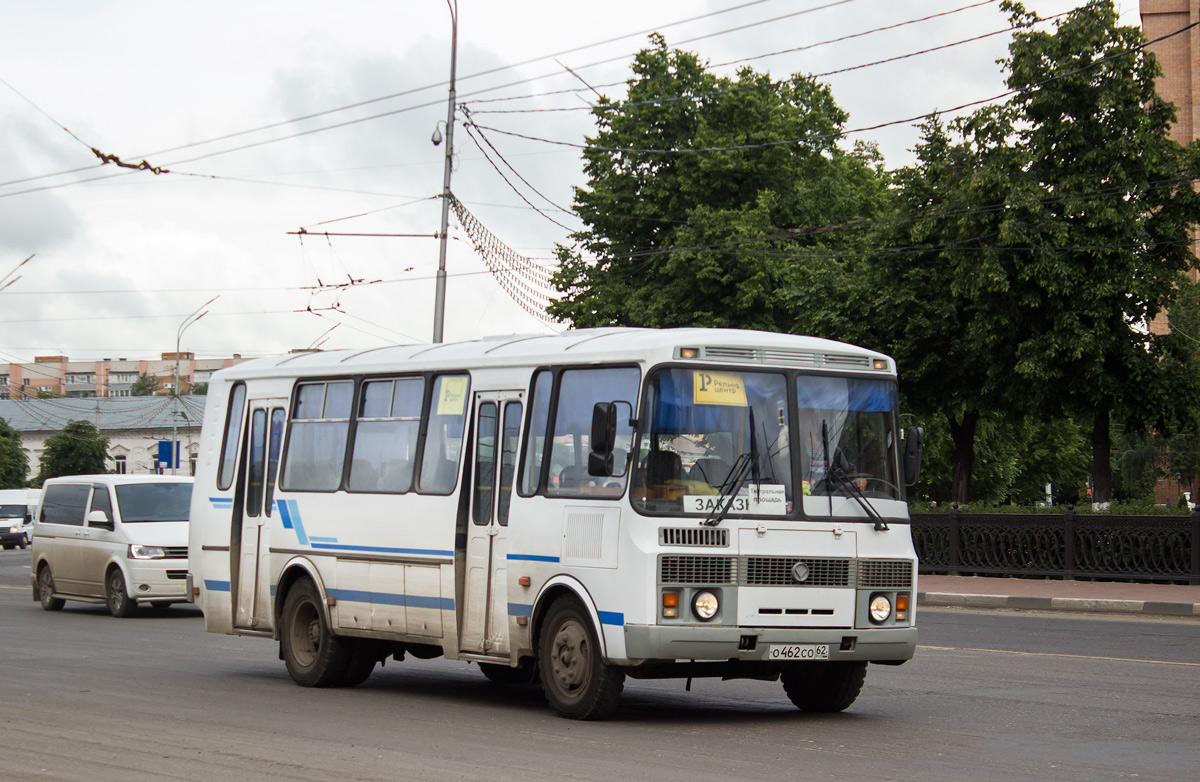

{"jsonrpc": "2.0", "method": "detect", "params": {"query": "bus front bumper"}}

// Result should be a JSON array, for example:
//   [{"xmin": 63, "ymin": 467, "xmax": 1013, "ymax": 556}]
[{"xmin": 621, "ymin": 624, "xmax": 916, "ymax": 664}]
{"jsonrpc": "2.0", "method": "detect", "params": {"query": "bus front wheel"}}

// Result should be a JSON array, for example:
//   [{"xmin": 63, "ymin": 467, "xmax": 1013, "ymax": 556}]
[
  {"xmin": 280, "ymin": 579, "xmax": 349, "ymax": 687},
  {"xmin": 538, "ymin": 597, "xmax": 623, "ymax": 720},
  {"xmin": 780, "ymin": 660, "xmax": 867, "ymax": 712}
]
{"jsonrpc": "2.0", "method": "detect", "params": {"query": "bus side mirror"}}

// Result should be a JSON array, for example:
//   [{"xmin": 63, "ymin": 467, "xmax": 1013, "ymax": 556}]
[
  {"xmin": 588, "ymin": 402, "xmax": 619, "ymax": 476},
  {"xmin": 903, "ymin": 426, "xmax": 924, "ymax": 488}
]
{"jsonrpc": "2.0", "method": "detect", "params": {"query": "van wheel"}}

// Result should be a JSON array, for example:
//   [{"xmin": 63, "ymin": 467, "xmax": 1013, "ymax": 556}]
[
  {"xmin": 106, "ymin": 569, "xmax": 138, "ymax": 617},
  {"xmin": 780, "ymin": 661, "xmax": 867, "ymax": 713},
  {"xmin": 280, "ymin": 579, "xmax": 349, "ymax": 687},
  {"xmin": 37, "ymin": 566, "xmax": 65, "ymax": 611},
  {"xmin": 538, "ymin": 597, "xmax": 623, "ymax": 720}
]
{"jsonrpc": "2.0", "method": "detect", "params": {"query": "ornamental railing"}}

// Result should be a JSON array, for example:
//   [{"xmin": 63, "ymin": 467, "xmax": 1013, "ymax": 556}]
[{"xmin": 910, "ymin": 508, "xmax": 1200, "ymax": 585}]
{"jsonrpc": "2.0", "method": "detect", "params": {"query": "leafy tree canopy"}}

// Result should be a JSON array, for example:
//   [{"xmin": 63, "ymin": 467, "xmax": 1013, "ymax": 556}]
[
  {"xmin": 130, "ymin": 372, "xmax": 161, "ymax": 396},
  {"xmin": 34, "ymin": 419, "xmax": 109, "ymax": 486},
  {"xmin": 549, "ymin": 35, "xmax": 891, "ymax": 333},
  {"xmin": 0, "ymin": 418, "xmax": 27, "ymax": 489}
]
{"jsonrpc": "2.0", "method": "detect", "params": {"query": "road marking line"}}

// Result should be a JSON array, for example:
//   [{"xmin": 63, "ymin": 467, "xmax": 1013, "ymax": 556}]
[
  {"xmin": 921, "ymin": 644, "xmax": 1200, "ymax": 667},
  {"xmin": 0, "ymin": 585, "xmax": 29, "ymax": 590}
]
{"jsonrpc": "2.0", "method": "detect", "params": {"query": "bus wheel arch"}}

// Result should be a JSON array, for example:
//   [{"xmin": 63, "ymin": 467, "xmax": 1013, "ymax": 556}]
[
  {"xmin": 273, "ymin": 558, "xmax": 325, "ymax": 635},
  {"xmin": 530, "ymin": 578, "xmax": 609, "ymax": 662}
]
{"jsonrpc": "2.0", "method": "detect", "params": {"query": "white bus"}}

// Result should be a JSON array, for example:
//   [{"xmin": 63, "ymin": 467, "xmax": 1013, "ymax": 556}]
[{"xmin": 188, "ymin": 328, "xmax": 923, "ymax": 719}]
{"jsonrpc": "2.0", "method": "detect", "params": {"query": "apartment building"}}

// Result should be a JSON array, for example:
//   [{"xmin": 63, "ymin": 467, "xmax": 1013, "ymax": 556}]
[{"xmin": 0, "ymin": 353, "xmax": 246, "ymax": 400}]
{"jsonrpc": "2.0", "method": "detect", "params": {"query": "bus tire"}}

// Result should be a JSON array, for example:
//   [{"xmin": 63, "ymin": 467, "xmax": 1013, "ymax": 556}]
[
  {"xmin": 340, "ymin": 639, "xmax": 383, "ymax": 687},
  {"xmin": 106, "ymin": 568, "xmax": 138, "ymax": 618},
  {"xmin": 479, "ymin": 659, "xmax": 537, "ymax": 685},
  {"xmin": 37, "ymin": 565, "xmax": 65, "ymax": 611},
  {"xmin": 280, "ymin": 579, "xmax": 349, "ymax": 687},
  {"xmin": 538, "ymin": 597, "xmax": 623, "ymax": 720},
  {"xmin": 780, "ymin": 661, "xmax": 867, "ymax": 713}
]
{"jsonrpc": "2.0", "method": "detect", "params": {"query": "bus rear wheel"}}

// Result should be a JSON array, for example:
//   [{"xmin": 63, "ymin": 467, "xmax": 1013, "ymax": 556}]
[
  {"xmin": 538, "ymin": 597, "xmax": 623, "ymax": 720},
  {"xmin": 280, "ymin": 579, "xmax": 349, "ymax": 687},
  {"xmin": 780, "ymin": 661, "xmax": 867, "ymax": 713}
]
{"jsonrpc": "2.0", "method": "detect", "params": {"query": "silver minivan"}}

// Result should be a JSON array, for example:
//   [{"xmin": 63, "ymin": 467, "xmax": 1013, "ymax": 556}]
[{"xmin": 31, "ymin": 475, "xmax": 193, "ymax": 617}]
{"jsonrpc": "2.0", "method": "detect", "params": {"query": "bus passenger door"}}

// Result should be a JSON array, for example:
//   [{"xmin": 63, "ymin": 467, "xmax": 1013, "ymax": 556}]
[
  {"xmin": 460, "ymin": 392, "xmax": 522, "ymax": 656},
  {"xmin": 235, "ymin": 399, "xmax": 286, "ymax": 630}
]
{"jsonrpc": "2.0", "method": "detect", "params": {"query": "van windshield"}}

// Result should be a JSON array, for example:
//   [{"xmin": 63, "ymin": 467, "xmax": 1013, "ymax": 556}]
[
  {"xmin": 114, "ymin": 483, "xmax": 193, "ymax": 522},
  {"xmin": 0, "ymin": 505, "xmax": 25, "ymax": 519}
]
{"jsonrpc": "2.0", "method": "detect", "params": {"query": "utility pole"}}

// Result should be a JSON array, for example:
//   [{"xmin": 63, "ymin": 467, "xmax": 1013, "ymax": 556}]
[{"xmin": 432, "ymin": 0, "xmax": 458, "ymax": 344}]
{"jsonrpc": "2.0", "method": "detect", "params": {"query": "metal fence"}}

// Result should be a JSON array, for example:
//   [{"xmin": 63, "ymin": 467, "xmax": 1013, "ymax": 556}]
[{"xmin": 910, "ymin": 508, "xmax": 1200, "ymax": 585}]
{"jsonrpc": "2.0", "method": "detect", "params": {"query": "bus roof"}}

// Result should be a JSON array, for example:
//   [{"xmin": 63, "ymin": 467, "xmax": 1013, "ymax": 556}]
[{"xmin": 212, "ymin": 328, "xmax": 895, "ymax": 382}]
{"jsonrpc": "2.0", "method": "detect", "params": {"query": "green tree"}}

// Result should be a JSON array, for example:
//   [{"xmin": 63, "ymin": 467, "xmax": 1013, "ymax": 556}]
[
  {"xmin": 34, "ymin": 419, "xmax": 110, "ymax": 486},
  {"xmin": 0, "ymin": 418, "xmax": 27, "ymax": 488},
  {"xmin": 189, "ymin": 382, "xmax": 208, "ymax": 396},
  {"xmin": 883, "ymin": 1, "xmax": 1200, "ymax": 503},
  {"xmin": 549, "ymin": 35, "xmax": 891, "ymax": 332},
  {"xmin": 999, "ymin": 0, "xmax": 1200, "ymax": 503},
  {"xmin": 130, "ymin": 372, "xmax": 161, "ymax": 396}
]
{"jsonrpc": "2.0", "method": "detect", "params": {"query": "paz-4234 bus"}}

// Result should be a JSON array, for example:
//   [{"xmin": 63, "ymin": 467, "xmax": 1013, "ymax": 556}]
[{"xmin": 187, "ymin": 328, "xmax": 923, "ymax": 720}]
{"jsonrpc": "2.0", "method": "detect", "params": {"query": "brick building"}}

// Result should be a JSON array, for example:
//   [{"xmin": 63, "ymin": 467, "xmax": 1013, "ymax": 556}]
[{"xmin": 0, "ymin": 353, "xmax": 246, "ymax": 400}]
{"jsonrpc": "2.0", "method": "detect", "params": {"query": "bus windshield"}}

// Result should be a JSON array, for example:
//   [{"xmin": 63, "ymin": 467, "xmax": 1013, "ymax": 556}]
[
  {"xmin": 634, "ymin": 368, "xmax": 792, "ymax": 516},
  {"xmin": 0, "ymin": 504, "xmax": 25, "ymax": 519},
  {"xmin": 797, "ymin": 376, "xmax": 900, "ymax": 504}
]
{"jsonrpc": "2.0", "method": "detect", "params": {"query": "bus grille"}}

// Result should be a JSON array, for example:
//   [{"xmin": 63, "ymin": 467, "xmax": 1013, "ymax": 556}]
[
  {"xmin": 658, "ymin": 555, "xmax": 913, "ymax": 588},
  {"xmin": 742, "ymin": 557, "xmax": 852, "ymax": 587},
  {"xmin": 857, "ymin": 559, "xmax": 913, "ymax": 588},
  {"xmin": 659, "ymin": 528, "xmax": 729, "ymax": 547},
  {"xmin": 660, "ymin": 556, "xmax": 737, "ymax": 585}
]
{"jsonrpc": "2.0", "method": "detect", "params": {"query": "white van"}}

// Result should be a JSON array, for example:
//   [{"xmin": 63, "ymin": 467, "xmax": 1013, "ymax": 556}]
[
  {"xmin": 31, "ymin": 475, "xmax": 193, "ymax": 616},
  {"xmin": 0, "ymin": 489, "xmax": 40, "ymax": 549}
]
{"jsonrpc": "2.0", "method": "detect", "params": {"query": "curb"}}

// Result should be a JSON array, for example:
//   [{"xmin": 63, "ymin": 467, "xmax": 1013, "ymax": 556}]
[{"xmin": 917, "ymin": 592, "xmax": 1200, "ymax": 618}]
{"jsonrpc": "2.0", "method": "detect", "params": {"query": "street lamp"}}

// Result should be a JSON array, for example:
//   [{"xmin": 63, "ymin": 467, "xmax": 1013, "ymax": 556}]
[
  {"xmin": 432, "ymin": 0, "xmax": 458, "ymax": 343},
  {"xmin": 173, "ymin": 296, "xmax": 217, "ymax": 475}
]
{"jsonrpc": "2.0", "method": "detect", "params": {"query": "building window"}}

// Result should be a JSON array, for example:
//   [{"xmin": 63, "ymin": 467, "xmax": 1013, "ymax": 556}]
[{"xmin": 114, "ymin": 455, "xmax": 127, "ymax": 474}]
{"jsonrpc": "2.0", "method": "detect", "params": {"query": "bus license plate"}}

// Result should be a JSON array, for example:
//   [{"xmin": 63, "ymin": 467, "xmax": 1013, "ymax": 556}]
[{"xmin": 768, "ymin": 644, "xmax": 830, "ymax": 661}]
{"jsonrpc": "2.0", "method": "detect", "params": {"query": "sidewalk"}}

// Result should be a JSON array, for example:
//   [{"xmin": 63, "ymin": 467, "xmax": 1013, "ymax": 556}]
[{"xmin": 917, "ymin": 574, "xmax": 1200, "ymax": 618}]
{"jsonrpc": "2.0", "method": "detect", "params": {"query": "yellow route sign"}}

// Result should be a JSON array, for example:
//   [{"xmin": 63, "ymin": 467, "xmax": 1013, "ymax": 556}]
[{"xmin": 693, "ymin": 370, "xmax": 747, "ymax": 406}]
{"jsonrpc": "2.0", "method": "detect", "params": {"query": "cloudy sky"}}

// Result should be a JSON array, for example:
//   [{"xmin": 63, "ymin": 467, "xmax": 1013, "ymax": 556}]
[{"xmin": 0, "ymin": 0, "xmax": 1142, "ymax": 364}]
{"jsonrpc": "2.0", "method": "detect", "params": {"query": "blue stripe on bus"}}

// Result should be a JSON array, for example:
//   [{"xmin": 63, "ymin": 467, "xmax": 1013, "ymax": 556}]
[
  {"xmin": 310, "ymin": 542, "xmax": 452, "ymax": 557},
  {"xmin": 598, "ymin": 611, "xmax": 624, "ymax": 626},
  {"xmin": 508, "ymin": 603, "xmax": 622, "ymax": 626},
  {"xmin": 507, "ymin": 554, "xmax": 560, "ymax": 563},
  {"xmin": 205, "ymin": 580, "xmax": 231, "ymax": 592},
  {"xmin": 307, "ymin": 536, "xmax": 338, "ymax": 543},
  {"xmin": 278, "ymin": 500, "xmax": 309, "ymax": 545},
  {"xmin": 328, "ymin": 588, "xmax": 453, "ymax": 611},
  {"xmin": 209, "ymin": 497, "xmax": 232, "ymax": 507}
]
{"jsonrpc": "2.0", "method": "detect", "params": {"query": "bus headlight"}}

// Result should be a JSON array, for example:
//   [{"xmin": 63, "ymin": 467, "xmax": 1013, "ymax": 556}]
[
  {"xmin": 129, "ymin": 545, "xmax": 165, "ymax": 560},
  {"xmin": 869, "ymin": 594, "xmax": 892, "ymax": 623},
  {"xmin": 692, "ymin": 590, "xmax": 719, "ymax": 621}
]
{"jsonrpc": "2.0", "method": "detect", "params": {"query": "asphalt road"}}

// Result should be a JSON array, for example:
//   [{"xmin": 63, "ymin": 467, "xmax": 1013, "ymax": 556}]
[{"xmin": 1, "ymin": 549, "xmax": 1197, "ymax": 782}]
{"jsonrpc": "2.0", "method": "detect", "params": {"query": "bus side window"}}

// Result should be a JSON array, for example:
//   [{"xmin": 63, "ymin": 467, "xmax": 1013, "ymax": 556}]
[
  {"xmin": 282, "ymin": 381, "xmax": 353, "ymax": 492},
  {"xmin": 217, "ymin": 383, "xmax": 246, "ymax": 491},
  {"xmin": 518, "ymin": 370, "xmax": 552, "ymax": 497},
  {"xmin": 350, "ymin": 378, "xmax": 424, "ymax": 494},
  {"xmin": 417, "ymin": 374, "xmax": 470, "ymax": 495},
  {"xmin": 546, "ymin": 367, "xmax": 639, "ymax": 498}
]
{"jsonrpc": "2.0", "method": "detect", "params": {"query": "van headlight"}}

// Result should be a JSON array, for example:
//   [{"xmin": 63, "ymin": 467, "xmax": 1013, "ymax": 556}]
[
  {"xmin": 869, "ymin": 594, "xmax": 892, "ymax": 623},
  {"xmin": 129, "ymin": 545, "xmax": 166, "ymax": 560}
]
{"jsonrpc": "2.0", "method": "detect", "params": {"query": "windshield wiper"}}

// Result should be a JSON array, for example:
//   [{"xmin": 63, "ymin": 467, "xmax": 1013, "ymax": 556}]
[
  {"xmin": 822, "ymin": 420, "xmax": 889, "ymax": 532},
  {"xmin": 703, "ymin": 409, "xmax": 761, "ymax": 527},
  {"xmin": 702, "ymin": 452, "xmax": 753, "ymax": 527}
]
